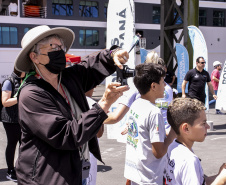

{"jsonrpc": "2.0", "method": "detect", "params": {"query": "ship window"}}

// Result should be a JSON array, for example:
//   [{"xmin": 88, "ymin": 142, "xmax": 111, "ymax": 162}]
[
  {"xmin": 52, "ymin": 0, "xmax": 73, "ymax": 16},
  {"xmin": 199, "ymin": 9, "xmax": 207, "ymax": 26},
  {"xmin": 24, "ymin": 27, "xmax": 33, "ymax": 34},
  {"xmin": 0, "ymin": 27, "xmax": 18, "ymax": 45},
  {"xmin": 213, "ymin": 10, "xmax": 225, "ymax": 27},
  {"xmin": 153, "ymin": 6, "xmax": 161, "ymax": 24},
  {"xmin": 79, "ymin": 1, "xmax": 98, "ymax": 18},
  {"xmin": 79, "ymin": 30, "xmax": 99, "ymax": 46}
]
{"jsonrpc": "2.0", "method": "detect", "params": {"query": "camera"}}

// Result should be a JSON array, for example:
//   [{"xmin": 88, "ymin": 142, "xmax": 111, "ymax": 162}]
[{"xmin": 116, "ymin": 65, "xmax": 135, "ymax": 85}]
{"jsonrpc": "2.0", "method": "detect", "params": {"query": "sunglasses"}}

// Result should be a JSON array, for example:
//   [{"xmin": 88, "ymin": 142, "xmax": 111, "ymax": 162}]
[{"xmin": 199, "ymin": 62, "xmax": 206, "ymax": 64}]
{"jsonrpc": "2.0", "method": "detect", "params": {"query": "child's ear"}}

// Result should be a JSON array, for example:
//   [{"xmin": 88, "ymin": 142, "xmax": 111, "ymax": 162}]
[
  {"xmin": 181, "ymin": 123, "xmax": 190, "ymax": 134},
  {"xmin": 151, "ymin": 82, "xmax": 156, "ymax": 90},
  {"xmin": 151, "ymin": 83, "xmax": 155, "ymax": 89}
]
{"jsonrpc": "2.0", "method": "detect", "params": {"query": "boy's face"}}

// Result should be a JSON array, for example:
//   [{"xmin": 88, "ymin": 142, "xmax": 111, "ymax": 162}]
[
  {"xmin": 156, "ymin": 77, "xmax": 166, "ymax": 99},
  {"xmin": 188, "ymin": 110, "xmax": 210, "ymax": 142}
]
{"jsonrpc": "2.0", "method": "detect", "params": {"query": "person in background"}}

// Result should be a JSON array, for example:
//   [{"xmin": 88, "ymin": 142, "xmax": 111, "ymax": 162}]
[
  {"xmin": 85, "ymin": 88, "xmax": 104, "ymax": 185},
  {"xmin": 14, "ymin": 25, "xmax": 129, "ymax": 185},
  {"xmin": 155, "ymin": 62, "xmax": 173, "ymax": 135},
  {"xmin": 0, "ymin": 83, "xmax": 2, "ymax": 117},
  {"xmin": 8, "ymin": 2, "xmax": 18, "ymax": 16},
  {"xmin": 209, "ymin": 61, "xmax": 225, "ymax": 114},
  {"xmin": 1, "ymin": 67, "xmax": 25, "ymax": 182},
  {"xmin": 182, "ymin": 56, "xmax": 217, "ymax": 104},
  {"xmin": 164, "ymin": 66, "xmax": 176, "ymax": 87}
]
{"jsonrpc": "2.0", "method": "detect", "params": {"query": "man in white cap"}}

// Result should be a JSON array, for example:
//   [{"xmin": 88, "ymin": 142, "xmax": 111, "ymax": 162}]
[
  {"xmin": 210, "ymin": 61, "xmax": 225, "ymax": 114},
  {"xmin": 14, "ymin": 25, "xmax": 129, "ymax": 185}
]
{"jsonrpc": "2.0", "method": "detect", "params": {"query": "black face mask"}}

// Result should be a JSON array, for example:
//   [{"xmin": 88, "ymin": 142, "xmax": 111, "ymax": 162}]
[{"xmin": 45, "ymin": 49, "xmax": 66, "ymax": 74}]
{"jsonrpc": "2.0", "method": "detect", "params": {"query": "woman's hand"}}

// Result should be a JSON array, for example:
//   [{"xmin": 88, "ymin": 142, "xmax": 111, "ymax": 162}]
[
  {"xmin": 98, "ymin": 82, "xmax": 129, "ymax": 113},
  {"xmin": 112, "ymin": 49, "xmax": 129, "ymax": 69}
]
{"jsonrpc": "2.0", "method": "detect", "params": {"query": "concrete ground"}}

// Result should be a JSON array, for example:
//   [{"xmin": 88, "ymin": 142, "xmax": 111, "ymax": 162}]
[{"xmin": 0, "ymin": 84, "xmax": 226, "ymax": 184}]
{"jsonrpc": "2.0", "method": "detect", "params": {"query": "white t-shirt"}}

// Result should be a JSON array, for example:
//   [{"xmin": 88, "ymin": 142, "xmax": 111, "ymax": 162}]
[
  {"xmin": 163, "ymin": 140, "xmax": 206, "ymax": 185},
  {"xmin": 124, "ymin": 98, "xmax": 166, "ymax": 185},
  {"xmin": 119, "ymin": 83, "xmax": 173, "ymax": 130},
  {"xmin": 155, "ymin": 83, "xmax": 173, "ymax": 130},
  {"xmin": 118, "ymin": 83, "xmax": 140, "ymax": 108}
]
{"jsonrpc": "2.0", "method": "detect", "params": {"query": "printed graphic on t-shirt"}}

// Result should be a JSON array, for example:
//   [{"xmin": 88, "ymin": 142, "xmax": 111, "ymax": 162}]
[
  {"xmin": 163, "ymin": 153, "xmax": 174, "ymax": 184},
  {"xmin": 127, "ymin": 111, "xmax": 139, "ymax": 149},
  {"xmin": 155, "ymin": 123, "xmax": 159, "ymax": 131},
  {"xmin": 156, "ymin": 89, "xmax": 170, "ymax": 109}
]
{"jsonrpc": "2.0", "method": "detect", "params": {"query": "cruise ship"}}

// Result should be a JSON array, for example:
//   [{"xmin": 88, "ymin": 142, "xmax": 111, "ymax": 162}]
[{"xmin": 1, "ymin": 0, "xmax": 226, "ymax": 82}]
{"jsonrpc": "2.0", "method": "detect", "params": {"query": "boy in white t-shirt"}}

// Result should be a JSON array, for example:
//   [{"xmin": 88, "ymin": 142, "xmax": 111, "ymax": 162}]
[
  {"xmin": 164, "ymin": 98, "xmax": 226, "ymax": 185},
  {"xmin": 124, "ymin": 63, "xmax": 176, "ymax": 185}
]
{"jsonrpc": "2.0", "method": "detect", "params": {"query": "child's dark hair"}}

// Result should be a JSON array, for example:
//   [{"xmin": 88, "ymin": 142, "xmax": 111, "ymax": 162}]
[
  {"xmin": 134, "ymin": 63, "xmax": 165, "ymax": 95},
  {"xmin": 167, "ymin": 98, "xmax": 206, "ymax": 135}
]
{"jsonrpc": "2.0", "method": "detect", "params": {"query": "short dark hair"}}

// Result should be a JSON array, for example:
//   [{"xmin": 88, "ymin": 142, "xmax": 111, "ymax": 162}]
[
  {"xmin": 167, "ymin": 98, "xmax": 206, "ymax": 135},
  {"xmin": 196, "ymin": 56, "xmax": 205, "ymax": 63},
  {"xmin": 133, "ymin": 63, "xmax": 165, "ymax": 95}
]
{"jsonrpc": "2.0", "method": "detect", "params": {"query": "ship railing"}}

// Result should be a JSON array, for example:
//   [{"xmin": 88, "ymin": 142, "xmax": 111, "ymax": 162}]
[{"xmin": 22, "ymin": 4, "xmax": 47, "ymax": 18}]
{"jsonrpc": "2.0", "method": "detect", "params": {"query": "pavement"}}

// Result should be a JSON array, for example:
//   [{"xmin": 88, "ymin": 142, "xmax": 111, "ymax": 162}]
[{"xmin": 1, "ymin": 84, "xmax": 226, "ymax": 184}]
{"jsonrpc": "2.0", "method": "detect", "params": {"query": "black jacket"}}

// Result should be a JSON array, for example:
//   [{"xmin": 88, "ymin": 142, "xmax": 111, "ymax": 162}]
[{"xmin": 16, "ymin": 48, "xmax": 116, "ymax": 185}]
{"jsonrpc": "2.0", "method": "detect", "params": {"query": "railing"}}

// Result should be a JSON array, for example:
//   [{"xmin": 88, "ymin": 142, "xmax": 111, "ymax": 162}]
[{"xmin": 22, "ymin": 4, "xmax": 47, "ymax": 18}]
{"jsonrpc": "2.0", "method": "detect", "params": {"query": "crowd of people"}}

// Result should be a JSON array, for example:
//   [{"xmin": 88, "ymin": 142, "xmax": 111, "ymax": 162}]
[{"xmin": 0, "ymin": 25, "xmax": 225, "ymax": 185}]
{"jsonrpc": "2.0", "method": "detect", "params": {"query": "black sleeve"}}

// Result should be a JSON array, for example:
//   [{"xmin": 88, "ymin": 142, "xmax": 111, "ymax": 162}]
[
  {"xmin": 65, "ymin": 46, "xmax": 117, "ymax": 92},
  {"xmin": 184, "ymin": 70, "xmax": 191, "ymax": 81}
]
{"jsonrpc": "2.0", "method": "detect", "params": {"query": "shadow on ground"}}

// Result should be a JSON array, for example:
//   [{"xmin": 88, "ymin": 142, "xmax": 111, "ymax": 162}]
[{"xmin": 97, "ymin": 165, "xmax": 112, "ymax": 173}]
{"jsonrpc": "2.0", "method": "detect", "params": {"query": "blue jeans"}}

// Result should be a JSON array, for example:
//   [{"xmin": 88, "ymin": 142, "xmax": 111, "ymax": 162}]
[
  {"xmin": 209, "ymin": 90, "xmax": 217, "ymax": 105},
  {"xmin": 82, "ymin": 179, "xmax": 87, "ymax": 185}
]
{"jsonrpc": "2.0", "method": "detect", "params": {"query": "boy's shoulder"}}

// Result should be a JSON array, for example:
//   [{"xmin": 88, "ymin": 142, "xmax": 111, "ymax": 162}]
[
  {"xmin": 168, "ymin": 140, "xmax": 200, "ymax": 165},
  {"xmin": 132, "ymin": 98, "xmax": 161, "ymax": 115}
]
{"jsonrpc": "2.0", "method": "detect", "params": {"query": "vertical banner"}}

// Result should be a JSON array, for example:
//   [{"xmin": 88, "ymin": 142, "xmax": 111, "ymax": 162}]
[
  {"xmin": 106, "ymin": 0, "xmax": 135, "ymax": 68},
  {"xmin": 216, "ymin": 61, "xmax": 226, "ymax": 111},
  {"xmin": 106, "ymin": 0, "xmax": 135, "ymax": 141},
  {"xmin": 175, "ymin": 43, "xmax": 189, "ymax": 93},
  {"xmin": 188, "ymin": 25, "xmax": 209, "ymax": 109}
]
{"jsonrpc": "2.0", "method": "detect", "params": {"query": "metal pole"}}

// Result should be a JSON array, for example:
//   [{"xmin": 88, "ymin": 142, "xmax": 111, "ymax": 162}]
[{"xmin": 187, "ymin": 0, "xmax": 199, "ymax": 69}]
